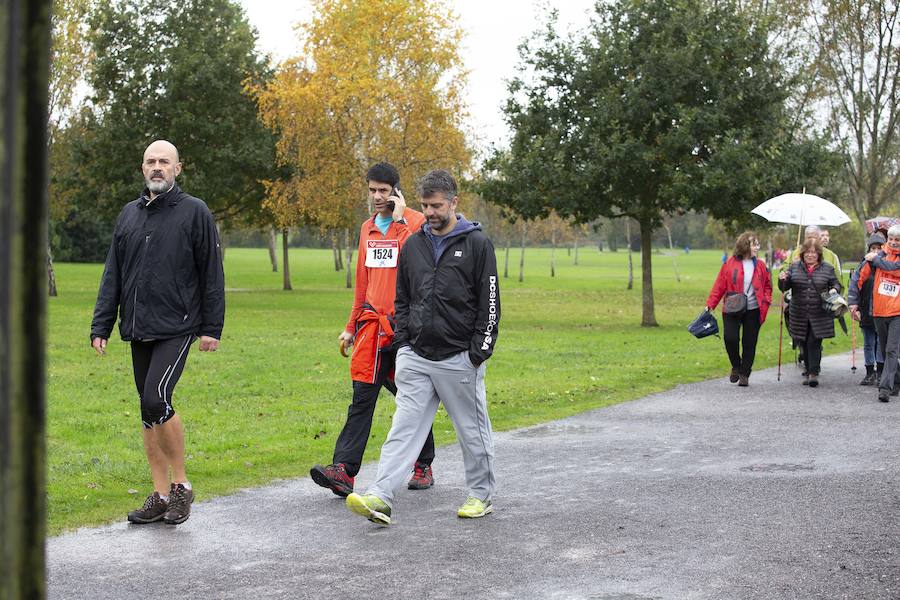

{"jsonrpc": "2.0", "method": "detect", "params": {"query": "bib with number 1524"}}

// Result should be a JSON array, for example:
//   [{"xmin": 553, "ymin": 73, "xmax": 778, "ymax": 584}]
[
  {"xmin": 365, "ymin": 239, "xmax": 399, "ymax": 268},
  {"xmin": 879, "ymin": 277, "xmax": 900, "ymax": 297}
]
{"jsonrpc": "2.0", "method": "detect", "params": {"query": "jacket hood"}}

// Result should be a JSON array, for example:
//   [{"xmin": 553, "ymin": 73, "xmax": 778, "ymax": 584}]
[{"xmin": 422, "ymin": 214, "xmax": 480, "ymax": 239}]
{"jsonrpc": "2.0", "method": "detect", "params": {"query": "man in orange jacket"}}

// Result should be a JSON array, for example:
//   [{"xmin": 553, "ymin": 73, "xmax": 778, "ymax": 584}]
[
  {"xmin": 853, "ymin": 224, "xmax": 900, "ymax": 402},
  {"xmin": 310, "ymin": 163, "xmax": 436, "ymax": 496}
]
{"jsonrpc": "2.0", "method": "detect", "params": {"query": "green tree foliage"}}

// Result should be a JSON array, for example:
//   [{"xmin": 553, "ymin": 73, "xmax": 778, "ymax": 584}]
[
  {"xmin": 480, "ymin": 0, "xmax": 831, "ymax": 326},
  {"xmin": 54, "ymin": 0, "xmax": 275, "ymax": 262}
]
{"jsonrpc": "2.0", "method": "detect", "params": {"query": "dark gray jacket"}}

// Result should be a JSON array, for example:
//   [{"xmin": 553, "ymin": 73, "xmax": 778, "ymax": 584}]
[
  {"xmin": 778, "ymin": 261, "xmax": 841, "ymax": 340},
  {"xmin": 91, "ymin": 184, "xmax": 225, "ymax": 342}
]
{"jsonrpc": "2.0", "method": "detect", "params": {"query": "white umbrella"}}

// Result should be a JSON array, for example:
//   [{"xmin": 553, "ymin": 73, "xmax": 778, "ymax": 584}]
[{"xmin": 751, "ymin": 192, "xmax": 851, "ymax": 227}]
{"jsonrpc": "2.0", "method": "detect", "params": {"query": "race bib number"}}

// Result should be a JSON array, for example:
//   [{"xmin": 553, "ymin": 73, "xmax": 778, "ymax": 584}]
[
  {"xmin": 365, "ymin": 239, "xmax": 399, "ymax": 268},
  {"xmin": 879, "ymin": 278, "xmax": 900, "ymax": 297}
]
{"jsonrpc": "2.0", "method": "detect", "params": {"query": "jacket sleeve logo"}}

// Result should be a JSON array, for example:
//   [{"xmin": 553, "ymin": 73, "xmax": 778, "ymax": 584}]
[{"xmin": 481, "ymin": 275, "xmax": 498, "ymax": 350}]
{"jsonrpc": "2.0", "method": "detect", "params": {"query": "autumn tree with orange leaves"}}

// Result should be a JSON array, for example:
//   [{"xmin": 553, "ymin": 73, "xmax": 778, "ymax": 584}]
[{"xmin": 254, "ymin": 0, "xmax": 472, "ymax": 289}]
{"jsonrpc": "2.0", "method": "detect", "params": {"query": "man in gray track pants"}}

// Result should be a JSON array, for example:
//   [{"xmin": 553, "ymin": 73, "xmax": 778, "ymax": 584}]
[{"xmin": 346, "ymin": 169, "xmax": 500, "ymax": 524}]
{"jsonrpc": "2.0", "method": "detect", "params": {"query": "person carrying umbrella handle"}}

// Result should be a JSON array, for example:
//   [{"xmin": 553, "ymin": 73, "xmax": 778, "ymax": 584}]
[{"xmin": 705, "ymin": 232, "xmax": 773, "ymax": 387}]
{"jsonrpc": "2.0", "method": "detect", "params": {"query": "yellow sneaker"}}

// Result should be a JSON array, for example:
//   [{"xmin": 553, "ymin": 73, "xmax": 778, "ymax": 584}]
[
  {"xmin": 346, "ymin": 492, "xmax": 392, "ymax": 525},
  {"xmin": 457, "ymin": 496, "xmax": 493, "ymax": 518}
]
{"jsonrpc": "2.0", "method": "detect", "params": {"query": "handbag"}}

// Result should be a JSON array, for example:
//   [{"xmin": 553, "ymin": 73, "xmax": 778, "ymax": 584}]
[
  {"xmin": 722, "ymin": 292, "xmax": 748, "ymax": 315},
  {"xmin": 804, "ymin": 265, "xmax": 846, "ymax": 317},
  {"xmin": 722, "ymin": 270, "xmax": 752, "ymax": 316},
  {"xmin": 688, "ymin": 309, "xmax": 719, "ymax": 339}
]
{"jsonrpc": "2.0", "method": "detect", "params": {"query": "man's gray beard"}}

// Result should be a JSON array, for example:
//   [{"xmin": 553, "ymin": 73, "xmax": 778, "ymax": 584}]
[{"xmin": 146, "ymin": 179, "xmax": 171, "ymax": 193}]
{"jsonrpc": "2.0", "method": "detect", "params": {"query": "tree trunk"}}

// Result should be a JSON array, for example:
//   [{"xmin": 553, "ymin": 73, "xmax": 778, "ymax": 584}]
[
  {"xmin": 331, "ymin": 232, "xmax": 342, "ymax": 271},
  {"xmin": 503, "ymin": 240, "xmax": 510, "ymax": 279},
  {"xmin": 345, "ymin": 227, "xmax": 353, "ymax": 289},
  {"xmin": 573, "ymin": 236, "xmax": 579, "ymax": 265},
  {"xmin": 47, "ymin": 244, "xmax": 57, "ymax": 296},
  {"xmin": 267, "ymin": 227, "xmax": 278, "ymax": 272},
  {"xmin": 216, "ymin": 222, "xmax": 225, "ymax": 261},
  {"xmin": 282, "ymin": 228, "xmax": 292, "ymax": 291},
  {"xmin": 625, "ymin": 218, "xmax": 634, "ymax": 290},
  {"xmin": 518, "ymin": 224, "xmax": 527, "ymax": 283},
  {"xmin": 1, "ymin": 1, "xmax": 51, "ymax": 597},
  {"xmin": 639, "ymin": 217, "xmax": 658, "ymax": 327},
  {"xmin": 663, "ymin": 223, "xmax": 680, "ymax": 283},
  {"xmin": 550, "ymin": 230, "xmax": 556, "ymax": 277}
]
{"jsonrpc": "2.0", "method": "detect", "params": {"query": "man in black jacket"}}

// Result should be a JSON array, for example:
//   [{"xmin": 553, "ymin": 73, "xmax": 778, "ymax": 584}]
[
  {"xmin": 346, "ymin": 169, "xmax": 500, "ymax": 525},
  {"xmin": 90, "ymin": 139, "xmax": 225, "ymax": 525}
]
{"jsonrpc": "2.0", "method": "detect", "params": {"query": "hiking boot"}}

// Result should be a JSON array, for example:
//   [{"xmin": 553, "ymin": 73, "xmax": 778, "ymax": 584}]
[
  {"xmin": 878, "ymin": 388, "xmax": 890, "ymax": 402},
  {"xmin": 163, "ymin": 483, "xmax": 193, "ymax": 525},
  {"xmin": 876, "ymin": 362, "xmax": 884, "ymax": 387},
  {"xmin": 457, "ymin": 496, "xmax": 493, "ymax": 519},
  {"xmin": 738, "ymin": 375, "xmax": 749, "ymax": 387},
  {"xmin": 808, "ymin": 374, "xmax": 819, "ymax": 388},
  {"xmin": 310, "ymin": 463, "xmax": 354, "ymax": 497},
  {"xmin": 860, "ymin": 366, "xmax": 876, "ymax": 386},
  {"xmin": 729, "ymin": 369, "xmax": 740, "ymax": 383},
  {"xmin": 802, "ymin": 373, "xmax": 809, "ymax": 386},
  {"xmin": 346, "ymin": 493, "xmax": 391, "ymax": 525},
  {"xmin": 408, "ymin": 462, "xmax": 434, "ymax": 490},
  {"xmin": 127, "ymin": 491, "xmax": 168, "ymax": 524}
]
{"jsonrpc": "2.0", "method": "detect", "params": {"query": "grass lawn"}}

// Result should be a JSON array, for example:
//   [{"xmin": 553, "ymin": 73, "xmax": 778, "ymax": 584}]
[{"xmin": 47, "ymin": 246, "xmax": 852, "ymax": 534}]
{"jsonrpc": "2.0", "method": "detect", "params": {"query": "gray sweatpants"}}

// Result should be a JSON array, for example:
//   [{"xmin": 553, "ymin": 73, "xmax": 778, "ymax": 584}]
[
  {"xmin": 875, "ymin": 316, "xmax": 900, "ymax": 392},
  {"xmin": 366, "ymin": 346, "xmax": 495, "ymax": 507}
]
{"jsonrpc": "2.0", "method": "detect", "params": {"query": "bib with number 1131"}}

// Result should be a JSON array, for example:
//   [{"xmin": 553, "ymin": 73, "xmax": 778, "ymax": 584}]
[{"xmin": 366, "ymin": 240, "xmax": 399, "ymax": 268}]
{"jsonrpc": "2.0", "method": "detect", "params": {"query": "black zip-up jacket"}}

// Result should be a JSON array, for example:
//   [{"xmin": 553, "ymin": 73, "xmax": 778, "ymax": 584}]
[
  {"xmin": 90, "ymin": 184, "xmax": 225, "ymax": 342},
  {"xmin": 393, "ymin": 220, "xmax": 500, "ymax": 365}
]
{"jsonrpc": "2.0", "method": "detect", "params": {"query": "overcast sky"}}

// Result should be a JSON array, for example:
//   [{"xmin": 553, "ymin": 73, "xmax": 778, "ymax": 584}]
[{"xmin": 237, "ymin": 0, "xmax": 597, "ymax": 154}]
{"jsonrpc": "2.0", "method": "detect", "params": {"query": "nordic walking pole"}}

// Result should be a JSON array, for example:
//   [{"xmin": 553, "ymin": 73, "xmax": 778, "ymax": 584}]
[
  {"xmin": 777, "ymin": 290, "xmax": 785, "ymax": 381},
  {"xmin": 849, "ymin": 267, "xmax": 857, "ymax": 372}
]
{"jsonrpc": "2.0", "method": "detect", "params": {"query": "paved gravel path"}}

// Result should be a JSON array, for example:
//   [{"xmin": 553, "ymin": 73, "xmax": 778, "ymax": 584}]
[{"xmin": 48, "ymin": 352, "xmax": 900, "ymax": 599}]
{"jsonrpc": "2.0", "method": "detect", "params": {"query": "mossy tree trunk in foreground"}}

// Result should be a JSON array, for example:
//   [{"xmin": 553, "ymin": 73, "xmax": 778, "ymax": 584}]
[{"xmin": 0, "ymin": 0, "xmax": 52, "ymax": 597}]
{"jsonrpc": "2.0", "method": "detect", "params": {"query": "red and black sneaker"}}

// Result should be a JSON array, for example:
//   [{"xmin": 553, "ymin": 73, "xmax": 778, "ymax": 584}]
[
  {"xmin": 310, "ymin": 463, "xmax": 355, "ymax": 497},
  {"xmin": 408, "ymin": 462, "xmax": 434, "ymax": 490}
]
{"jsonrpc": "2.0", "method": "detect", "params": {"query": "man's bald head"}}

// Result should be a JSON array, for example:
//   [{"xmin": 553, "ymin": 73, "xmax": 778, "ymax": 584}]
[
  {"xmin": 142, "ymin": 139, "xmax": 182, "ymax": 197},
  {"xmin": 144, "ymin": 139, "xmax": 180, "ymax": 163}
]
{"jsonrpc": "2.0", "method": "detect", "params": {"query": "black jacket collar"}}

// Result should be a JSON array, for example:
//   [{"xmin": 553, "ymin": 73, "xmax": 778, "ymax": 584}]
[{"xmin": 139, "ymin": 183, "xmax": 184, "ymax": 209}]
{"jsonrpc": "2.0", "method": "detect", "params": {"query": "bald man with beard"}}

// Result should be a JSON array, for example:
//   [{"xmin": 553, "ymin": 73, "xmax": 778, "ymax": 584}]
[{"xmin": 91, "ymin": 140, "xmax": 225, "ymax": 525}]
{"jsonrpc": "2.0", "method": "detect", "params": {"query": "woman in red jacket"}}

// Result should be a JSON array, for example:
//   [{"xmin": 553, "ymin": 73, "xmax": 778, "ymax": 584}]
[{"xmin": 706, "ymin": 232, "xmax": 773, "ymax": 386}]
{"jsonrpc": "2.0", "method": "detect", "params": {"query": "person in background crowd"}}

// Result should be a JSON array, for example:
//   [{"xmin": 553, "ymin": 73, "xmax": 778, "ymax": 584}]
[
  {"xmin": 849, "ymin": 232, "xmax": 886, "ymax": 386},
  {"xmin": 780, "ymin": 225, "xmax": 841, "ymax": 276}
]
